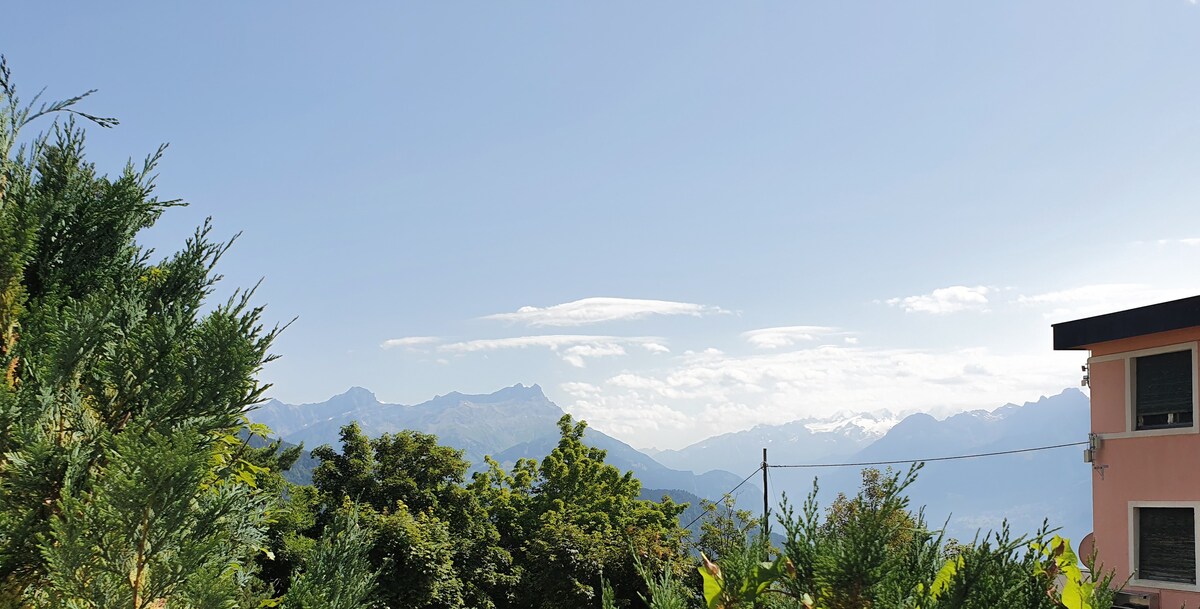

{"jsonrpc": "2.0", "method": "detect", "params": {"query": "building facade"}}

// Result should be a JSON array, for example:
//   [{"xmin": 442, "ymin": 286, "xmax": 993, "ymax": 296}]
[{"xmin": 1054, "ymin": 295, "xmax": 1200, "ymax": 609}]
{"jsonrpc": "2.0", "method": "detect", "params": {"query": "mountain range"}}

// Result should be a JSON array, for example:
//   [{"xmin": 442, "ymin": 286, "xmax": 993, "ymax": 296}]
[
  {"xmin": 763, "ymin": 390, "xmax": 1092, "ymax": 543},
  {"xmin": 251, "ymin": 384, "xmax": 747, "ymax": 500},
  {"xmin": 650, "ymin": 410, "xmax": 904, "ymax": 477},
  {"xmin": 250, "ymin": 385, "xmax": 1093, "ymax": 543}
]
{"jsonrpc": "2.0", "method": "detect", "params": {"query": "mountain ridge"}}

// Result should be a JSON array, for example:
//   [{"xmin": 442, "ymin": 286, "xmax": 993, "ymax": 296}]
[
  {"xmin": 253, "ymin": 384, "xmax": 1092, "ymax": 542},
  {"xmin": 250, "ymin": 383, "xmax": 748, "ymax": 501}
]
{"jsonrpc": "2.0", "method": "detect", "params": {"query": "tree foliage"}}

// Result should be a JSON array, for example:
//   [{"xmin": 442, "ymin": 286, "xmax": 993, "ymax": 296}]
[
  {"xmin": 0, "ymin": 58, "xmax": 283, "ymax": 608},
  {"xmin": 470, "ymin": 414, "xmax": 690, "ymax": 609},
  {"xmin": 311, "ymin": 423, "xmax": 514, "ymax": 609},
  {"xmin": 686, "ymin": 465, "xmax": 1121, "ymax": 609},
  {"xmin": 283, "ymin": 508, "xmax": 378, "ymax": 609}
]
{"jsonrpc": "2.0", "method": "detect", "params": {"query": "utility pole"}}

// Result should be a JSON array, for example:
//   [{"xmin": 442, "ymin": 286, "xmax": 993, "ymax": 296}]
[
  {"xmin": 758, "ymin": 447, "xmax": 769, "ymax": 609},
  {"xmin": 762, "ymin": 448, "xmax": 769, "ymax": 525}
]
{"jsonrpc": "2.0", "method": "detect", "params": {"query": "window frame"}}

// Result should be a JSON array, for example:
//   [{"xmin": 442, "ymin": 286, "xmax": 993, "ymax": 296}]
[
  {"xmin": 1128, "ymin": 501, "xmax": 1200, "ymax": 591},
  {"xmin": 1090, "ymin": 341, "xmax": 1199, "ymax": 437}
]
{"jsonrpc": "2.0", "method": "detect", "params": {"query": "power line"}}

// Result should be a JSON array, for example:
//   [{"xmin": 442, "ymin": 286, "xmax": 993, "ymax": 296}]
[
  {"xmin": 682, "ymin": 464, "xmax": 763, "ymax": 532},
  {"xmin": 766, "ymin": 441, "xmax": 1089, "ymax": 469},
  {"xmin": 678, "ymin": 440, "xmax": 1088, "ymax": 534}
]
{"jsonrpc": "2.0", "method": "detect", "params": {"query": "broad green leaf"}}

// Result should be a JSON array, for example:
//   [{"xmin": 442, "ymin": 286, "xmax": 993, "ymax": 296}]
[
  {"xmin": 698, "ymin": 565, "xmax": 724, "ymax": 609},
  {"xmin": 1060, "ymin": 580, "xmax": 1086, "ymax": 609}
]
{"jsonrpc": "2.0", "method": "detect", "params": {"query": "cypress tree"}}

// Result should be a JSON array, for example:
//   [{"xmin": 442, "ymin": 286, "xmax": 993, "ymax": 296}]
[{"xmin": 0, "ymin": 58, "xmax": 285, "ymax": 608}]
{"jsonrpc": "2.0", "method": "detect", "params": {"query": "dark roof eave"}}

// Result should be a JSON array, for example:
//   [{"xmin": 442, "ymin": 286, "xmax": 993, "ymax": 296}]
[{"xmin": 1052, "ymin": 294, "xmax": 1200, "ymax": 350}]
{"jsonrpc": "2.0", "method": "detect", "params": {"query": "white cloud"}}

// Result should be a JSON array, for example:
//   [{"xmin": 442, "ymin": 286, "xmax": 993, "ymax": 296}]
[
  {"xmin": 608, "ymin": 372, "xmax": 706, "ymax": 399},
  {"xmin": 482, "ymin": 297, "xmax": 727, "ymax": 327},
  {"xmin": 1133, "ymin": 238, "xmax": 1200, "ymax": 246},
  {"xmin": 886, "ymin": 286, "xmax": 992, "ymax": 314},
  {"xmin": 560, "ymin": 342, "xmax": 1082, "ymax": 449},
  {"xmin": 742, "ymin": 326, "xmax": 841, "ymax": 349},
  {"xmin": 1017, "ymin": 284, "xmax": 1194, "ymax": 320},
  {"xmin": 642, "ymin": 342, "xmax": 671, "ymax": 354},
  {"xmin": 564, "ymin": 395, "xmax": 693, "ymax": 439},
  {"xmin": 560, "ymin": 381, "xmax": 601, "ymax": 397},
  {"xmin": 1017, "ymin": 284, "xmax": 1145, "ymax": 305},
  {"xmin": 380, "ymin": 336, "xmax": 441, "ymax": 349},
  {"xmin": 439, "ymin": 334, "xmax": 665, "ymax": 367},
  {"xmin": 562, "ymin": 344, "xmax": 627, "ymax": 368}
]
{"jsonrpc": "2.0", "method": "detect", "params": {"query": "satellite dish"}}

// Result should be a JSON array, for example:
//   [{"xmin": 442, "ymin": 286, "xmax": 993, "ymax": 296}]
[{"xmin": 1078, "ymin": 532, "xmax": 1096, "ymax": 561}]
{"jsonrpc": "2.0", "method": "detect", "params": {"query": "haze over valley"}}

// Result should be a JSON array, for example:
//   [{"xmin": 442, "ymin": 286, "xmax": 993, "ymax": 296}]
[{"xmin": 251, "ymin": 384, "xmax": 1092, "ymax": 542}]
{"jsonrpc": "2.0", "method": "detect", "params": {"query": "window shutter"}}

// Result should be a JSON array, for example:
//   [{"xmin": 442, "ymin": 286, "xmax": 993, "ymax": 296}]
[
  {"xmin": 1136, "ymin": 350, "xmax": 1193, "ymax": 417},
  {"xmin": 1139, "ymin": 507, "xmax": 1196, "ymax": 584}
]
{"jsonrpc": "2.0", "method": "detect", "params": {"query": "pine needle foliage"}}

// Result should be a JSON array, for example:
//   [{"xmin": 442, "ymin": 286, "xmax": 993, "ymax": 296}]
[
  {"xmin": 283, "ymin": 508, "xmax": 378, "ymax": 609},
  {"xmin": 36, "ymin": 429, "xmax": 270, "ymax": 609},
  {"xmin": 311, "ymin": 423, "xmax": 515, "ymax": 609},
  {"xmin": 0, "ymin": 57, "xmax": 284, "ymax": 607},
  {"xmin": 470, "ymin": 414, "xmax": 690, "ymax": 609}
]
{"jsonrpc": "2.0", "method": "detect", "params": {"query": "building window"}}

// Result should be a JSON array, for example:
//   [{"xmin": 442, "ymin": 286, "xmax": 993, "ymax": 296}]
[
  {"xmin": 1134, "ymin": 349, "xmax": 1194, "ymax": 430},
  {"xmin": 1138, "ymin": 507, "xmax": 1197, "ymax": 585}
]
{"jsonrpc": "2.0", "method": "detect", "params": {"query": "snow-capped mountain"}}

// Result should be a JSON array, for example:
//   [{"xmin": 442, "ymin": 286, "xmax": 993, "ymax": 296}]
[
  {"xmin": 650, "ymin": 390, "xmax": 1091, "ymax": 543},
  {"xmin": 767, "ymin": 389, "xmax": 1092, "ymax": 543},
  {"xmin": 801, "ymin": 409, "xmax": 904, "ymax": 442},
  {"xmin": 652, "ymin": 409, "xmax": 904, "ymax": 477}
]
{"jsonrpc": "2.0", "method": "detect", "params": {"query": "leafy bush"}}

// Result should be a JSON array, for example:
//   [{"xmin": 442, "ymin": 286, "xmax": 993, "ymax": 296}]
[{"xmin": 673, "ymin": 465, "xmax": 1120, "ymax": 609}]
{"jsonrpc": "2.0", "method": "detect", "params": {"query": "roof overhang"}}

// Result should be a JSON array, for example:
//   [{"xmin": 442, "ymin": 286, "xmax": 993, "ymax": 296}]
[{"xmin": 1052, "ymin": 294, "xmax": 1200, "ymax": 350}]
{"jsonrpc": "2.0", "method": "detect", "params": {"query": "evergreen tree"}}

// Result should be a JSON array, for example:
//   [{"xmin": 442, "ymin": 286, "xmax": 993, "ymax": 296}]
[
  {"xmin": 35, "ymin": 430, "xmax": 270, "ymax": 609},
  {"xmin": 283, "ymin": 508, "xmax": 377, "ymax": 609},
  {"xmin": 310, "ymin": 423, "xmax": 515, "ymax": 609},
  {"xmin": 0, "ymin": 58, "xmax": 284, "ymax": 607},
  {"xmin": 471, "ymin": 414, "xmax": 690, "ymax": 609}
]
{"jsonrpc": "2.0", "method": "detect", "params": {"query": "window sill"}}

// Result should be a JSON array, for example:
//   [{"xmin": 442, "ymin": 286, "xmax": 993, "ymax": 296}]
[
  {"xmin": 1099, "ymin": 426, "xmax": 1199, "ymax": 440},
  {"xmin": 1129, "ymin": 577, "xmax": 1200, "ymax": 593}
]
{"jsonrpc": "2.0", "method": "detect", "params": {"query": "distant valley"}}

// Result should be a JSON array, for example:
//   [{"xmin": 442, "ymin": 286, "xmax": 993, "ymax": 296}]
[{"xmin": 251, "ymin": 385, "xmax": 1093, "ymax": 543}]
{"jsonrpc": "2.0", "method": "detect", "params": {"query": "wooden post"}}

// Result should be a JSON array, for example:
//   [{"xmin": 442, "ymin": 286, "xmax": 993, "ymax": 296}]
[
  {"xmin": 762, "ymin": 448, "xmax": 769, "ymax": 525},
  {"xmin": 758, "ymin": 447, "xmax": 768, "ymax": 609}
]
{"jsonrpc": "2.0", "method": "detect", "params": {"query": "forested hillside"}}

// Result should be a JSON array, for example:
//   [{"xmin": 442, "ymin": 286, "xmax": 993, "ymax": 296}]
[{"xmin": 0, "ymin": 62, "xmax": 1115, "ymax": 609}]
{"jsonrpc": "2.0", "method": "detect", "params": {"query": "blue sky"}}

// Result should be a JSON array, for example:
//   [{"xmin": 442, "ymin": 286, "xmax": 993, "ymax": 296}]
[{"xmin": 7, "ymin": 2, "xmax": 1200, "ymax": 448}]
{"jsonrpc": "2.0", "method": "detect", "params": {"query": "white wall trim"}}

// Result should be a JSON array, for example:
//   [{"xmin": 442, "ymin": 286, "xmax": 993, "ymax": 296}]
[
  {"xmin": 1089, "ymin": 342, "xmax": 1200, "ymax": 364},
  {"xmin": 1097, "ymin": 427, "xmax": 1198, "ymax": 440},
  {"xmin": 1128, "ymin": 501, "xmax": 1200, "ymax": 592},
  {"xmin": 1088, "ymin": 342, "xmax": 1199, "ymax": 435}
]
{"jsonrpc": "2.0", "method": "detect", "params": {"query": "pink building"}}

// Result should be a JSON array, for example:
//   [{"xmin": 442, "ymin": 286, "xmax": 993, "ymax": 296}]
[{"xmin": 1055, "ymin": 296, "xmax": 1200, "ymax": 609}]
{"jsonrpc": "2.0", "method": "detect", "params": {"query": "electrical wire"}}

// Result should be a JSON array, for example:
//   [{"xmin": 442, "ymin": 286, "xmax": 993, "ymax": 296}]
[
  {"xmin": 766, "ymin": 441, "xmax": 1089, "ymax": 469},
  {"xmin": 678, "ymin": 440, "xmax": 1088, "ymax": 535},
  {"xmin": 681, "ymin": 464, "xmax": 763, "ymax": 532}
]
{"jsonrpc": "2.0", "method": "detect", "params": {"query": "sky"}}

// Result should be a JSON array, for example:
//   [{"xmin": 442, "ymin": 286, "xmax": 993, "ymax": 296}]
[{"xmin": 6, "ymin": 2, "xmax": 1200, "ymax": 449}]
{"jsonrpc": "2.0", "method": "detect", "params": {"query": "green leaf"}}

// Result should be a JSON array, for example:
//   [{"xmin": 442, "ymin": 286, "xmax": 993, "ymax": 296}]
[
  {"xmin": 929, "ymin": 556, "xmax": 962, "ymax": 599},
  {"xmin": 235, "ymin": 469, "xmax": 258, "ymax": 488},
  {"xmin": 698, "ymin": 554, "xmax": 725, "ymax": 609},
  {"xmin": 1060, "ymin": 581, "xmax": 1086, "ymax": 609}
]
